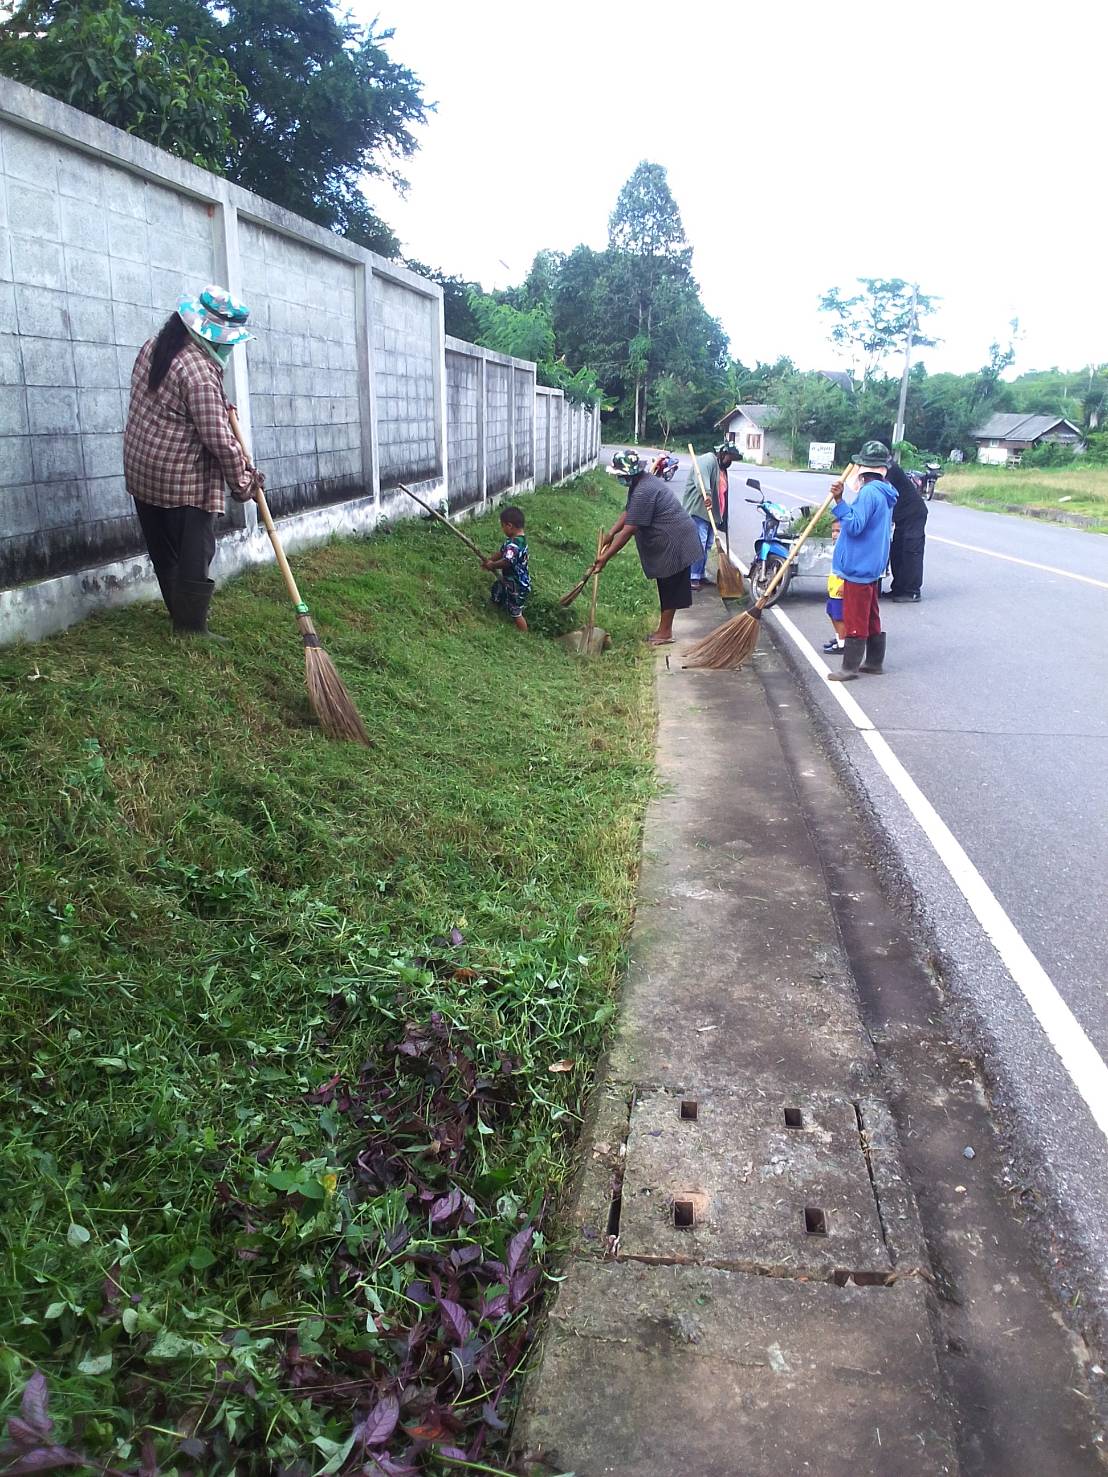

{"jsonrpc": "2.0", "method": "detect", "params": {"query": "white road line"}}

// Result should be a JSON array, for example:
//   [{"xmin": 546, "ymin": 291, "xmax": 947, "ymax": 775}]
[
  {"xmin": 748, "ymin": 481, "xmax": 1108, "ymax": 591},
  {"xmin": 926, "ymin": 535, "xmax": 1108, "ymax": 590},
  {"xmin": 767, "ymin": 602, "xmax": 1108, "ymax": 1143}
]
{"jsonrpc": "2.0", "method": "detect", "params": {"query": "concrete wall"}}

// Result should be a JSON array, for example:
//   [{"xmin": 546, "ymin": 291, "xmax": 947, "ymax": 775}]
[{"xmin": 0, "ymin": 78, "xmax": 598, "ymax": 644}]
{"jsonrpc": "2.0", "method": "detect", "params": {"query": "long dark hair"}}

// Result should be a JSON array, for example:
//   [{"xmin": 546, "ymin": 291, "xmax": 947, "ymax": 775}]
[{"xmin": 148, "ymin": 314, "xmax": 190, "ymax": 393}]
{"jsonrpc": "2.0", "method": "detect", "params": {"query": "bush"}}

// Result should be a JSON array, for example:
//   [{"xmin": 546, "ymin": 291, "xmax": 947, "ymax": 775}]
[{"xmin": 1020, "ymin": 441, "xmax": 1078, "ymax": 469}]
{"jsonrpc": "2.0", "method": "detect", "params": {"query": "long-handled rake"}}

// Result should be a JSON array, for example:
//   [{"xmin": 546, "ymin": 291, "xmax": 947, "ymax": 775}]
[
  {"xmin": 228, "ymin": 408, "xmax": 369, "ymax": 744},
  {"xmin": 397, "ymin": 482, "xmax": 490, "ymax": 565},
  {"xmin": 687, "ymin": 443, "xmax": 745, "ymax": 600},
  {"xmin": 683, "ymin": 464, "xmax": 855, "ymax": 671}
]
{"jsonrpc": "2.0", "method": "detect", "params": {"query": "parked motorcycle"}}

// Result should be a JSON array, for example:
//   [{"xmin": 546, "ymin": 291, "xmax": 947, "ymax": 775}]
[
  {"xmin": 651, "ymin": 453, "xmax": 680, "ymax": 482},
  {"xmin": 744, "ymin": 493, "xmax": 816, "ymax": 606}
]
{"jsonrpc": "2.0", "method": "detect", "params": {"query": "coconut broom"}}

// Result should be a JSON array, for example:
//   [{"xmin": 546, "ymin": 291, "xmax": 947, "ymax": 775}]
[
  {"xmin": 683, "ymin": 464, "xmax": 855, "ymax": 671},
  {"xmin": 559, "ymin": 556, "xmax": 603, "ymax": 607},
  {"xmin": 228, "ymin": 408, "xmax": 369, "ymax": 745},
  {"xmin": 687, "ymin": 443, "xmax": 745, "ymax": 600}
]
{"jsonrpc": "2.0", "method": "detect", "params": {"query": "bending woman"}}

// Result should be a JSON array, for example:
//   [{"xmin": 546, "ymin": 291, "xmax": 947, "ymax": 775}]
[{"xmin": 596, "ymin": 451, "xmax": 704, "ymax": 646}]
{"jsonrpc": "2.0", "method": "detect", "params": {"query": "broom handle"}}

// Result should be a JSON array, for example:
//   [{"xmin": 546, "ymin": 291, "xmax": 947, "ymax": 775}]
[
  {"xmin": 758, "ymin": 463, "xmax": 856, "ymax": 605},
  {"xmin": 687, "ymin": 444, "xmax": 726, "ymax": 549},
  {"xmin": 228, "ymin": 407, "xmax": 306, "ymax": 610},
  {"xmin": 585, "ymin": 528, "xmax": 603, "ymax": 638},
  {"xmin": 397, "ymin": 482, "xmax": 486, "ymax": 561}
]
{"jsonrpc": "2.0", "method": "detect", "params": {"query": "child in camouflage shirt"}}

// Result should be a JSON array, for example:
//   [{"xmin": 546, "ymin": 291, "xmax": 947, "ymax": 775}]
[{"xmin": 483, "ymin": 506, "xmax": 531, "ymax": 632}]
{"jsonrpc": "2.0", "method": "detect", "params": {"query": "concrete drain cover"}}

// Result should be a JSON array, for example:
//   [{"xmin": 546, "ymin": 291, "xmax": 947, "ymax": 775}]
[{"xmin": 618, "ymin": 1088, "xmax": 891, "ymax": 1275}]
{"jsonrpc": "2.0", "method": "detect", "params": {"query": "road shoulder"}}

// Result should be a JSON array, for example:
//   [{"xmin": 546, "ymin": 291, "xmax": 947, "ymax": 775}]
[{"xmin": 514, "ymin": 597, "xmax": 959, "ymax": 1476}]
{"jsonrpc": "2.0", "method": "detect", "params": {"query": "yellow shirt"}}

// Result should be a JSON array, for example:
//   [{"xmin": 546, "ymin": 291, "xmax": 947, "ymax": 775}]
[{"xmin": 827, "ymin": 573, "xmax": 845, "ymax": 599}]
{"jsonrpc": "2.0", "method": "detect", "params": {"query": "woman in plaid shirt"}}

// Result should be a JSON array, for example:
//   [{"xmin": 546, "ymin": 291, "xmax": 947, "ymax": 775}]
[{"xmin": 123, "ymin": 286, "xmax": 263, "ymax": 637}]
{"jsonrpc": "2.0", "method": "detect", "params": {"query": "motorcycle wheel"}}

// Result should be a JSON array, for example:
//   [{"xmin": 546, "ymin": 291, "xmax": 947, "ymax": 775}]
[{"xmin": 751, "ymin": 553, "xmax": 788, "ymax": 607}]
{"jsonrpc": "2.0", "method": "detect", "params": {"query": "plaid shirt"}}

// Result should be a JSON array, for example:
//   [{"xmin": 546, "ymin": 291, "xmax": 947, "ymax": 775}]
[{"xmin": 123, "ymin": 339, "xmax": 253, "ymax": 514}]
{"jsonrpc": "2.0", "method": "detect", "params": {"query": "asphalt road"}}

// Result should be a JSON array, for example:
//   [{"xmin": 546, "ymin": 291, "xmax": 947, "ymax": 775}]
[{"xmin": 603, "ymin": 446, "xmax": 1108, "ymax": 1318}]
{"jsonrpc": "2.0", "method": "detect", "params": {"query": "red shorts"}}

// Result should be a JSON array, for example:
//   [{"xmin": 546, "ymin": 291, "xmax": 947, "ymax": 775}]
[{"xmin": 841, "ymin": 579, "xmax": 882, "ymax": 639}]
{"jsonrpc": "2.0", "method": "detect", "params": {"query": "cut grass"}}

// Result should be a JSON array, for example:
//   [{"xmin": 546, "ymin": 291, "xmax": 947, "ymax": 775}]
[
  {"xmin": 941, "ymin": 464, "xmax": 1108, "ymax": 531},
  {"xmin": 0, "ymin": 472, "xmax": 658, "ymax": 1473}
]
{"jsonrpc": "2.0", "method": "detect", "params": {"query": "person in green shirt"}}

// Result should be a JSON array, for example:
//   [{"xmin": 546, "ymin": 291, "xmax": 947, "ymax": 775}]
[{"xmin": 680, "ymin": 443, "xmax": 741, "ymax": 589}]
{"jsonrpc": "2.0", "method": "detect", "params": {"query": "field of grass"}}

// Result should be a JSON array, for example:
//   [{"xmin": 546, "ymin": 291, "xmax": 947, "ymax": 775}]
[
  {"xmin": 0, "ymin": 472, "xmax": 659, "ymax": 1474},
  {"xmin": 941, "ymin": 463, "xmax": 1108, "ymax": 530}
]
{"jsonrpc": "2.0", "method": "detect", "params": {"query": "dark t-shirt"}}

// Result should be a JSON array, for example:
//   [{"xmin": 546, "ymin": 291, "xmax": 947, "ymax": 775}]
[
  {"xmin": 625, "ymin": 473, "xmax": 705, "ymax": 580},
  {"xmin": 886, "ymin": 461, "xmax": 927, "ymax": 525}
]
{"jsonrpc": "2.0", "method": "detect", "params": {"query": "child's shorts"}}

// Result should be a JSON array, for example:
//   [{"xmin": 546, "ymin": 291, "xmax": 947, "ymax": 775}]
[
  {"xmin": 825, "ymin": 596, "xmax": 844, "ymax": 620},
  {"xmin": 492, "ymin": 580, "xmax": 528, "ymax": 619}
]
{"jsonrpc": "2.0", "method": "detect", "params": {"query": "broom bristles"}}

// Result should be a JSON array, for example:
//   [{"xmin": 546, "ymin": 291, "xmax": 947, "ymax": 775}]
[
  {"xmin": 305, "ymin": 644, "xmax": 370, "ymax": 744},
  {"xmin": 559, "ymin": 567, "xmax": 594, "ymax": 607},
  {"xmin": 715, "ymin": 548, "xmax": 746, "ymax": 600},
  {"xmin": 682, "ymin": 603, "xmax": 764, "ymax": 670}
]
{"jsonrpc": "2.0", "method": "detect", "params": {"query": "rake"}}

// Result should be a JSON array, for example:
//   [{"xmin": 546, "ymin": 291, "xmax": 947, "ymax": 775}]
[
  {"xmin": 397, "ymin": 482, "xmax": 489, "ymax": 564},
  {"xmin": 682, "ymin": 464, "xmax": 855, "ymax": 671},
  {"xmin": 228, "ymin": 408, "xmax": 369, "ymax": 744}
]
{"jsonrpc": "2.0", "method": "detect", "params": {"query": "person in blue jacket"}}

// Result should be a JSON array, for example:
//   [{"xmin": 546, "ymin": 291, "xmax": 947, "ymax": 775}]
[{"xmin": 826, "ymin": 440, "xmax": 898, "ymax": 681}]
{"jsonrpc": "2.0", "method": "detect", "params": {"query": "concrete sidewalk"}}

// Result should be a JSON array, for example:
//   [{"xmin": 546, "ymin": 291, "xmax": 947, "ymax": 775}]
[{"xmin": 515, "ymin": 598, "xmax": 958, "ymax": 1476}]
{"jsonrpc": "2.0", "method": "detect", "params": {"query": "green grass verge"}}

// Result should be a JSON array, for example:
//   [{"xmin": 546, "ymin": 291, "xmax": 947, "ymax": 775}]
[
  {"xmin": 941, "ymin": 464, "xmax": 1108, "ymax": 531},
  {"xmin": 0, "ymin": 472, "xmax": 658, "ymax": 1473}
]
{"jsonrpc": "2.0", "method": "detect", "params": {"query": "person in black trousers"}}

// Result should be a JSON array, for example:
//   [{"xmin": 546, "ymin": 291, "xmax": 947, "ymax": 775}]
[{"xmin": 885, "ymin": 459, "xmax": 927, "ymax": 601}]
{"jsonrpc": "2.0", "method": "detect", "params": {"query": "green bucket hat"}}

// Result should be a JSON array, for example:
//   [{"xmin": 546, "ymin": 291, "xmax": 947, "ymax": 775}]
[{"xmin": 853, "ymin": 439, "xmax": 892, "ymax": 468}]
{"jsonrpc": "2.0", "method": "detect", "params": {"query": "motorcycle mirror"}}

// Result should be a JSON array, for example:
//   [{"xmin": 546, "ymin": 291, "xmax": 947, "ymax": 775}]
[{"xmin": 746, "ymin": 477, "xmax": 761, "ymax": 491}]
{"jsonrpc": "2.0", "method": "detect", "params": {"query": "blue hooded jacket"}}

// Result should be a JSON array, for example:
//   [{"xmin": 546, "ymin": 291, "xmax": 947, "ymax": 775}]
[{"xmin": 831, "ymin": 477, "xmax": 898, "ymax": 582}]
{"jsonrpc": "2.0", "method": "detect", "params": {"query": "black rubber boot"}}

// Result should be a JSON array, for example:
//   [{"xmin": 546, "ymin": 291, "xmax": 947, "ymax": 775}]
[
  {"xmin": 828, "ymin": 636, "xmax": 865, "ymax": 682},
  {"xmin": 172, "ymin": 578, "xmax": 228, "ymax": 642},
  {"xmin": 861, "ymin": 631, "xmax": 887, "ymax": 673}
]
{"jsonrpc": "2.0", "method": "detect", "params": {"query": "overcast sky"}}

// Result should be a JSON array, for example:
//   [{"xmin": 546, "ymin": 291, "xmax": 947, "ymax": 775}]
[{"xmin": 358, "ymin": 0, "xmax": 1106, "ymax": 380}]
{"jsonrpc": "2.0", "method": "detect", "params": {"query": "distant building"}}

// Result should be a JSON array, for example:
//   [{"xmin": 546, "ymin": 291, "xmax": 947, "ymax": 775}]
[
  {"xmin": 972, "ymin": 413, "xmax": 1083, "ymax": 465},
  {"xmin": 715, "ymin": 404, "xmax": 789, "ymax": 466}
]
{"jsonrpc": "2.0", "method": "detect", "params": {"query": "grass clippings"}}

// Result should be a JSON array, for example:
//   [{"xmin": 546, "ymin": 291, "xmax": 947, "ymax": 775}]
[{"xmin": 0, "ymin": 472, "xmax": 657, "ymax": 1475}]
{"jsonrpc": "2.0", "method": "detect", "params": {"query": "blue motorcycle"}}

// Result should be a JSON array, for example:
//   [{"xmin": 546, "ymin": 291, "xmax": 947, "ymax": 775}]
[{"xmin": 745, "ymin": 492, "xmax": 817, "ymax": 606}]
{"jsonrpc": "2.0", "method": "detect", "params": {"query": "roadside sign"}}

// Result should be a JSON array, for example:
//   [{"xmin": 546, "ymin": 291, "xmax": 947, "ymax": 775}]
[{"xmin": 808, "ymin": 442, "xmax": 835, "ymax": 470}]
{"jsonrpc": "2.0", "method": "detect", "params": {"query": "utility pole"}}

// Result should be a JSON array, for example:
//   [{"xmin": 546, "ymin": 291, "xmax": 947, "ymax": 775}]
[{"xmin": 892, "ymin": 282, "xmax": 918, "ymax": 448}]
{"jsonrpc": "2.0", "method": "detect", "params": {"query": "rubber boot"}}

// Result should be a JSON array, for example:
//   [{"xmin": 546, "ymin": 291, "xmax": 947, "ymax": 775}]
[
  {"xmin": 861, "ymin": 631, "xmax": 887, "ymax": 674},
  {"xmin": 172, "ymin": 578, "xmax": 228, "ymax": 642},
  {"xmin": 828, "ymin": 636, "xmax": 865, "ymax": 682}
]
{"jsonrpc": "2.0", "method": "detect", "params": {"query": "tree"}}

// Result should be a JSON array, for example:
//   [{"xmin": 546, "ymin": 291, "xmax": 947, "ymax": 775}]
[
  {"xmin": 468, "ymin": 293, "xmax": 555, "ymax": 364},
  {"xmin": 608, "ymin": 162, "xmax": 693, "ymax": 439},
  {"xmin": 649, "ymin": 376, "xmax": 701, "ymax": 446},
  {"xmin": 135, "ymin": 0, "xmax": 428, "ymax": 252},
  {"xmin": 2, "ymin": 0, "xmax": 428, "ymax": 252},
  {"xmin": 0, "ymin": 0, "xmax": 246, "ymax": 172},
  {"xmin": 769, "ymin": 372, "xmax": 852, "ymax": 461},
  {"xmin": 820, "ymin": 278, "xmax": 938, "ymax": 384},
  {"xmin": 1082, "ymin": 367, "xmax": 1108, "ymax": 431}
]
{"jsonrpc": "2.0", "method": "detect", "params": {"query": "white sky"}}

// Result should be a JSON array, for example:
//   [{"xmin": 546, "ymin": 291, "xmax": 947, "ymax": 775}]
[{"xmin": 359, "ymin": 0, "xmax": 1107, "ymax": 378}]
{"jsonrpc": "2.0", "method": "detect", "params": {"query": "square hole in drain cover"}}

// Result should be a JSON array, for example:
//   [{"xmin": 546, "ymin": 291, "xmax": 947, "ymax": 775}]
[{"xmin": 617, "ymin": 1090, "xmax": 890, "ymax": 1272}]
